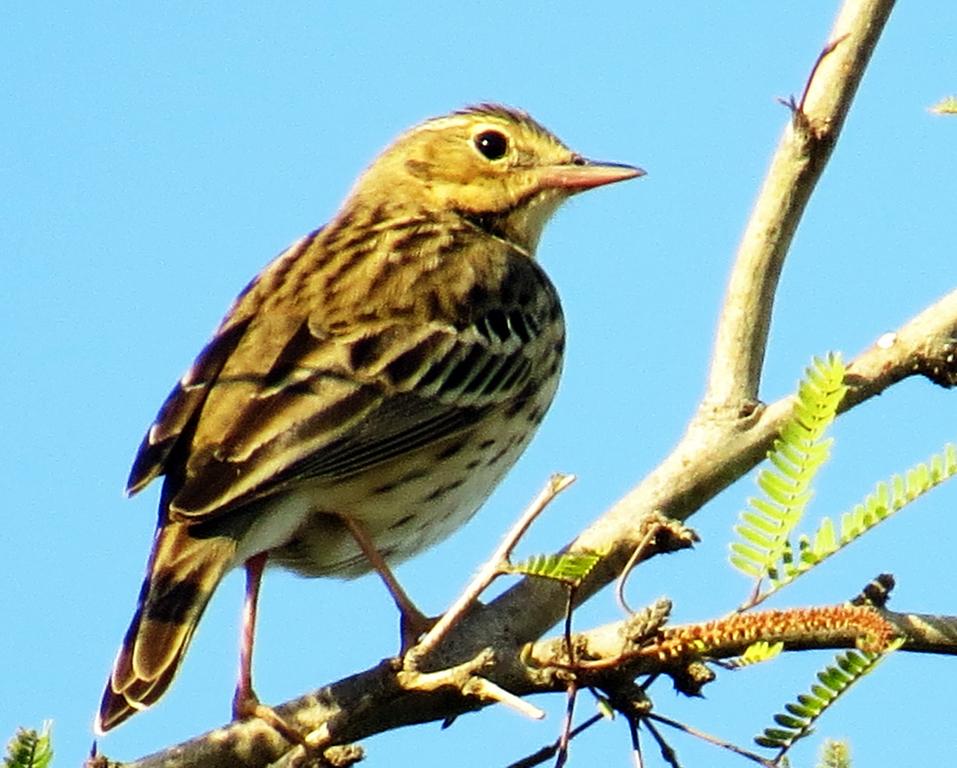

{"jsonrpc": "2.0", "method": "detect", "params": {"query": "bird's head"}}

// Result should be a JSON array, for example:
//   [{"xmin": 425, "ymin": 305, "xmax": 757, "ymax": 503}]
[{"xmin": 344, "ymin": 104, "xmax": 644, "ymax": 253}]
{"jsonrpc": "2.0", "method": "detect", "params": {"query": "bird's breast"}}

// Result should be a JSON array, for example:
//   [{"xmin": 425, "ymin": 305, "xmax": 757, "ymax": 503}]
[{"xmin": 261, "ymin": 343, "xmax": 563, "ymax": 579}]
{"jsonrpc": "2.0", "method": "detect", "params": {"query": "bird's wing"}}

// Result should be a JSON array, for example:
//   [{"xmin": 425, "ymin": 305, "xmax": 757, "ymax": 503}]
[{"xmin": 127, "ymin": 233, "xmax": 559, "ymax": 523}]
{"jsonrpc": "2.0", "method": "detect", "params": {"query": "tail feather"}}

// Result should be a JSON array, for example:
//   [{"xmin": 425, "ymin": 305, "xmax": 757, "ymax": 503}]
[{"xmin": 97, "ymin": 522, "xmax": 235, "ymax": 733}]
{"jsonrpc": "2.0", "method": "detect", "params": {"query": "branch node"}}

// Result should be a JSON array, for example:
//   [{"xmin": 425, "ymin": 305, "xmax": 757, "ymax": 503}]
[{"xmin": 918, "ymin": 337, "xmax": 957, "ymax": 388}]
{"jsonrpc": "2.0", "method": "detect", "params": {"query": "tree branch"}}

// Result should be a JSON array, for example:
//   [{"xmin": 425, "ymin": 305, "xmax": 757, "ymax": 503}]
[
  {"xmin": 116, "ymin": 599, "xmax": 957, "ymax": 768},
  {"xmin": 703, "ymin": 0, "xmax": 896, "ymax": 410}
]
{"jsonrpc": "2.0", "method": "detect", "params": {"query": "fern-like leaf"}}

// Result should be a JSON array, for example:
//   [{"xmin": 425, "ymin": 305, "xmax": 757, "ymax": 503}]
[
  {"xmin": 754, "ymin": 641, "xmax": 902, "ymax": 756},
  {"xmin": 3, "ymin": 724, "xmax": 53, "ymax": 768},
  {"xmin": 731, "ymin": 354, "xmax": 846, "ymax": 581},
  {"xmin": 508, "ymin": 552, "xmax": 601, "ymax": 586},
  {"xmin": 764, "ymin": 444, "xmax": 957, "ymax": 593}
]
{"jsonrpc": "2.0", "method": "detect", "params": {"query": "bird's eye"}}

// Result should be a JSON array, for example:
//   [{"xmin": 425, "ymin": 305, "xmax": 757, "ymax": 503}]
[{"xmin": 474, "ymin": 130, "xmax": 509, "ymax": 161}]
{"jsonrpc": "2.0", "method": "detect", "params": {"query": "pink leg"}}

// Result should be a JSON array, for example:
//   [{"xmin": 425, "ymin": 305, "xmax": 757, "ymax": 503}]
[
  {"xmin": 233, "ymin": 551, "xmax": 268, "ymax": 714},
  {"xmin": 339, "ymin": 515, "xmax": 432, "ymax": 650},
  {"xmin": 232, "ymin": 552, "xmax": 304, "ymax": 744}
]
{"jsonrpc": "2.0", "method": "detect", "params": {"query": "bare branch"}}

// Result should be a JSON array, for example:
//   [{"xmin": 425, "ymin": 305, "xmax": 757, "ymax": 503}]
[{"xmin": 704, "ymin": 0, "xmax": 897, "ymax": 412}]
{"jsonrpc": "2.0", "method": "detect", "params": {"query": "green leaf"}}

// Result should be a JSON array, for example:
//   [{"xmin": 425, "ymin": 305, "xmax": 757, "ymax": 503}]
[
  {"xmin": 734, "ymin": 524, "xmax": 775, "ymax": 549},
  {"xmin": 756, "ymin": 645, "xmax": 897, "ymax": 757},
  {"xmin": 731, "ymin": 354, "xmax": 845, "ymax": 584},
  {"xmin": 508, "ymin": 552, "xmax": 601, "ymax": 586},
  {"xmin": 785, "ymin": 701, "xmax": 816, "ymax": 718},
  {"xmin": 774, "ymin": 714, "xmax": 807, "ymax": 729},
  {"xmin": 3, "ymin": 724, "xmax": 53, "ymax": 768},
  {"xmin": 754, "ymin": 443, "xmax": 957, "ymax": 598}
]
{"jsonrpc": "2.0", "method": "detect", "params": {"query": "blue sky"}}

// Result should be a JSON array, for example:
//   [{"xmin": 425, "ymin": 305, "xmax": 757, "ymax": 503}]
[{"xmin": 3, "ymin": 4, "xmax": 956, "ymax": 767}]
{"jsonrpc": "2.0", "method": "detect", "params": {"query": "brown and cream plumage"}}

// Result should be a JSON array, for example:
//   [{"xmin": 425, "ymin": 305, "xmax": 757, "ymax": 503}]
[{"xmin": 97, "ymin": 104, "xmax": 642, "ymax": 734}]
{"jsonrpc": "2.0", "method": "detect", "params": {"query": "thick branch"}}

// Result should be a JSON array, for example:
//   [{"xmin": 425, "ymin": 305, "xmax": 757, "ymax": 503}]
[
  {"xmin": 525, "ymin": 607, "xmax": 957, "ymax": 673},
  {"xmin": 704, "ymin": 0, "xmax": 896, "ymax": 410},
  {"xmin": 118, "ymin": 601, "xmax": 957, "ymax": 768}
]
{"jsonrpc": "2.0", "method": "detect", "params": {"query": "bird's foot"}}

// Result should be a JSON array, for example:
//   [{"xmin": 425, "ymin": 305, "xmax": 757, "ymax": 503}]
[
  {"xmin": 233, "ymin": 686, "xmax": 307, "ymax": 747},
  {"xmin": 399, "ymin": 607, "xmax": 439, "ymax": 653}
]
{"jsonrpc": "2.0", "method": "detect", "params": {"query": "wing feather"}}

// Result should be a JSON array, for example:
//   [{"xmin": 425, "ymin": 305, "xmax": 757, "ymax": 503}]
[
  {"xmin": 127, "ymin": 224, "xmax": 562, "ymax": 525},
  {"xmin": 168, "ymin": 312, "xmax": 539, "ymax": 519}
]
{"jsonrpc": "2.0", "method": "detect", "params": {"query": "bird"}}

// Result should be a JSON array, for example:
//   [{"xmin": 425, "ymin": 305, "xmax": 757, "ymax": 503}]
[{"xmin": 96, "ymin": 103, "xmax": 643, "ymax": 736}]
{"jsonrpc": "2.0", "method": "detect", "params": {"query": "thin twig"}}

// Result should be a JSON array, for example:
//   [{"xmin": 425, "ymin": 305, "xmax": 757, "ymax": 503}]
[
  {"xmin": 627, "ymin": 713, "xmax": 643, "ymax": 768},
  {"xmin": 468, "ymin": 678, "xmax": 546, "ymax": 720},
  {"xmin": 503, "ymin": 714, "xmax": 605, "ymax": 768},
  {"xmin": 795, "ymin": 33, "xmax": 850, "ymax": 112},
  {"xmin": 396, "ymin": 648, "xmax": 545, "ymax": 720},
  {"xmin": 615, "ymin": 526, "xmax": 663, "ymax": 615},
  {"xmin": 554, "ymin": 679, "xmax": 577, "ymax": 768},
  {"xmin": 647, "ymin": 712, "xmax": 776, "ymax": 768},
  {"xmin": 642, "ymin": 717, "xmax": 680, "ymax": 768},
  {"xmin": 410, "ymin": 473, "xmax": 576, "ymax": 659}
]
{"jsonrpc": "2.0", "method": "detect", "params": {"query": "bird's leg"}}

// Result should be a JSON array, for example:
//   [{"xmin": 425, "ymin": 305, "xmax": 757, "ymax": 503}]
[
  {"xmin": 233, "ymin": 551, "xmax": 266, "ymax": 714},
  {"xmin": 338, "ymin": 514, "xmax": 433, "ymax": 651},
  {"xmin": 232, "ymin": 552, "xmax": 305, "ymax": 745}
]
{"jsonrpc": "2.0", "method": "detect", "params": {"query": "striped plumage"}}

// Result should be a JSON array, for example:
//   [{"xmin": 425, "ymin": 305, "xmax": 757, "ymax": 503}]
[{"xmin": 97, "ymin": 104, "xmax": 641, "ymax": 734}]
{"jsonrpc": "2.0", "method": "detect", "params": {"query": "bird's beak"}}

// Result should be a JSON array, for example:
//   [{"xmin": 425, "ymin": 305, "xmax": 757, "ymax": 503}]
[{"xmin": 538, "ymin": 158, "xmax": 645, "ymax": 192}]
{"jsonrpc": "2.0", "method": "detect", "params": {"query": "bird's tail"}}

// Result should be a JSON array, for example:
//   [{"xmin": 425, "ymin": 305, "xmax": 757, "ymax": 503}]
[{"xmin": 96, "ymin": 520, "xmax": 236, "ymax": 733}]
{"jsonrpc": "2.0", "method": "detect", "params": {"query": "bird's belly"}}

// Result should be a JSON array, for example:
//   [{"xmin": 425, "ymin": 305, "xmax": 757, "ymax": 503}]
[{"xmin": 254, "ymin": 396, "xmax": 554, "ymax": 579}]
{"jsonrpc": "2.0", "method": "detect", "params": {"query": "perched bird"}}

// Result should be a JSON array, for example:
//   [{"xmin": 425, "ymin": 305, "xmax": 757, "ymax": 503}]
[{"xmin": 96, "ymin": 104, "xmax": 642, "ymax": 734}]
